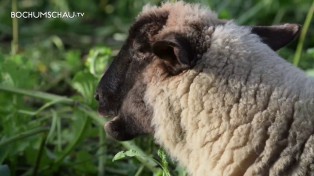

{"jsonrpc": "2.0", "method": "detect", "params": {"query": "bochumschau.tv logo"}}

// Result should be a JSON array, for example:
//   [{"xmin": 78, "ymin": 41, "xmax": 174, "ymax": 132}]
[{"xmin": 11, "ymin": 11, "xmax": 85, "ymax": 19}]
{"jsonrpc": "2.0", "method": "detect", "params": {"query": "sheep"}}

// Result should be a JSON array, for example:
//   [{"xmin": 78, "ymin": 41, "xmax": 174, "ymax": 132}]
[{"xmin": 95, "ymin": 2, "xmax": 314, "ymax": 176}]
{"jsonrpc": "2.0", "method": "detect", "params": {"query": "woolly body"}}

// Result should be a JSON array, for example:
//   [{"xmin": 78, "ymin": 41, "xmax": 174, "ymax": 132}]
[{"xmin": 141, "ymin": 2, "xmax": 314, "ymax": 176}]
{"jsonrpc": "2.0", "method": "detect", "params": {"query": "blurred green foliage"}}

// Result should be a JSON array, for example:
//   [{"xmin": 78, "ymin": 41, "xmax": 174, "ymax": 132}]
[{"xmin": 0, "ymin": 0, "xmax": 313, "ymax": 175}]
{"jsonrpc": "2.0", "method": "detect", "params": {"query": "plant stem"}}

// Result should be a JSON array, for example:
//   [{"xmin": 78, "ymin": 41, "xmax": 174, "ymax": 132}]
[
  {"xmin": 98, "ymin": 127, "xmax": 106, "ymax": 176},
  {"xmin": 11, "ymin": 0, "xmax": 19, "ymax": 54},
  {"xmin": 33, "ymin": 133, "xmax": 48, "ymax": 176},
  {"xmin": 293, "ymin": 0, "xmax": 314, "ymax": 66},
  {"xmin": 53, "ymin": 115, "xmax": 90, "ymax": 166},
  {"xmin": 0, "ymin": 85, "xmax": 73, "ymax": 103},
  {"xmin": 0, "ymin": 127, "xmax": 49, "ymax": 147},
  {"xmin": 121, "ymin": 141, "xmax": 159, "ymax": 173},
  {"xmin": 57, "ymin": 112, "xmax": 62, "ymax": 152},
  {"xmin": 134, "ymin": 165, "xmax": 144, "ymax": 176}
]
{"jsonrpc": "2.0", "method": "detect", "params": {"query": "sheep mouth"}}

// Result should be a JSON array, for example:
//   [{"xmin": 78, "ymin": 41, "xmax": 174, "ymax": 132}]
[
  {"xmin": 104, "ymin": 116, "xmax": 136, "ymax": 141},
  {"xmin": 104, "ymin": 116, "xmax": 119, "ymax": 127},
  {"xmin": 98, "ymin": 106, "xmax": 140, "ymax": 141},
  {"xmin": 104, "ymin": 116, "xmax": 120, "ymax": 139},
  {"xmin": 98, "ymin": 106, "xmax": 117, "ymax": 119},
  {"xmin": 98, "ymin": 106, "xmax": 134, "ymax": 140}
]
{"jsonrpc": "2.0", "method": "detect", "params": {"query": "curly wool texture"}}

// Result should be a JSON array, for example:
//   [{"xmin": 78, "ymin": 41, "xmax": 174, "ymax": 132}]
[{"xmin": 142, "ymin": 2, "xmax": 314, "ymax": 176}]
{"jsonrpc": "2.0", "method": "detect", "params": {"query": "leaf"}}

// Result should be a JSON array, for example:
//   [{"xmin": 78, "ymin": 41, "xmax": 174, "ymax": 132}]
[
  {"xmin": 157, "ymin": 149, "xmax": 171, "ymax": 176},
  {"xmin": 0, "ymin": 56, "xmax": 38, "ymax": 88},
  {"xmin": 85, "ymin": 47, "xmax": 113, "ymax": 78},
  {"xmin": 112, "ymin": 149, "xmax": 144, "ymax": 162},
  {"xmin": 0, "ymin": 165, "xmax": 10, "ymax": 176},
  {"xmin": 307, "ymin": 48, "xmax": 314, "ymax": 56},
  {"xmin": 72, "ymin": 71, "xmax": 97, "ymax": 104},
  {"xmin": 65, "ymin": 50, "xmax": 82, "ymax": 72}
]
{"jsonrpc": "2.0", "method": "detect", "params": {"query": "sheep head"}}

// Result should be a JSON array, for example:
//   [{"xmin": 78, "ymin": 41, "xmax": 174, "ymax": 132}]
[{"xmin": 95, "ymin": 2, "xmax": 301, "ymax": 141}]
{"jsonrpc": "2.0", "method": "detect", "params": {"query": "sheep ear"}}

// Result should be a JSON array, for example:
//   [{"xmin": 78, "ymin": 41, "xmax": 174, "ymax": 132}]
[
  {"xmin": 251, "ymin": 24, "xmax": 301, "ymax": 51},
  {"xmin": 152, "ymin": 34, "xmax": 194, "ymax": 74}
]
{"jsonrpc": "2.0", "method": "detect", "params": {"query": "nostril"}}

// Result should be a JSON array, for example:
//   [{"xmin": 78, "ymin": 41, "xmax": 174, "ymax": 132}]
[{"xmin": 95, "ymin": 93, "xmax": 100, "ymax": 101}]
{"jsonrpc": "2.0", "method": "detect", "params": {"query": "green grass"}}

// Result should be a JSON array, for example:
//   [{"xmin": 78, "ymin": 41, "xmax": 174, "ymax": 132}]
[
  {"xmin": 0, "ymin": 0, "xmax": 313, "ymax": 175},
  {"xmin": 293, "ymin": 0, "xmax": 314, "ymax": 66}
]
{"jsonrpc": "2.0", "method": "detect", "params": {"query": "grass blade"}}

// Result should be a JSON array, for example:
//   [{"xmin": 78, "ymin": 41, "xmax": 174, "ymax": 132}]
[
  {"xmin": 53, "ymin": 115, "xmax": 90, "ymax": 166},
  {"xmin": 33, "ymin": 134, "xmax": 48, "ymax": 176},
  {"xmin": 0, "ymin": 127, "xmax": 49, "ymax": 147},
  {"xmin": 11, "ymin": 0, "xmax": 19, "ymax": 54},
  {"xmin": 0, "ymin": 85, "xmax": 73, "ymax": 103},
  {"xmin": 97, "ymin": 128, "xmax": 106, "ymax": 176},
  {"xmin": 293, "ymin": 0, "xmax": 314, "ymax": 66}
]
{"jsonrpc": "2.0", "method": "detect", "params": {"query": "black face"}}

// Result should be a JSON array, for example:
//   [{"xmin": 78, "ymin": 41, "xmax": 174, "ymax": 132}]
[
  {"xmin": 95, "ymin": 13, "xmax": 169, "ymax": 141},
  {"xmin": 95, "ymin": 43, "xmax": 154, "ymax": 140}
]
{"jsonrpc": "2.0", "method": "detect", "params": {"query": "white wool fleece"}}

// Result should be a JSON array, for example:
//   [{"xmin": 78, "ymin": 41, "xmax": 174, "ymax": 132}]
[{"xmin": 142, "ymin": 2, "xmax": 314, "ymax": 176}]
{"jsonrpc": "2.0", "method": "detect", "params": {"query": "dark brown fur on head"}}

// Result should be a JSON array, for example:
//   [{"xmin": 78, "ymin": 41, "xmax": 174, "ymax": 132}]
[{"xmin": 95, "ymin": 11, "xmax": 169, "ymax": 140}]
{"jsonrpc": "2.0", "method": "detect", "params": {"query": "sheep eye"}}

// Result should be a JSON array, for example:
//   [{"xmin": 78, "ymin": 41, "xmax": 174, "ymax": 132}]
[
  {"xmin": 132, "ymin": 38, "xmax": 151, "ymax": 53},
  {"xmin": 136, "ymin": 44, "xmax": 150, "ymax": 53}
]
